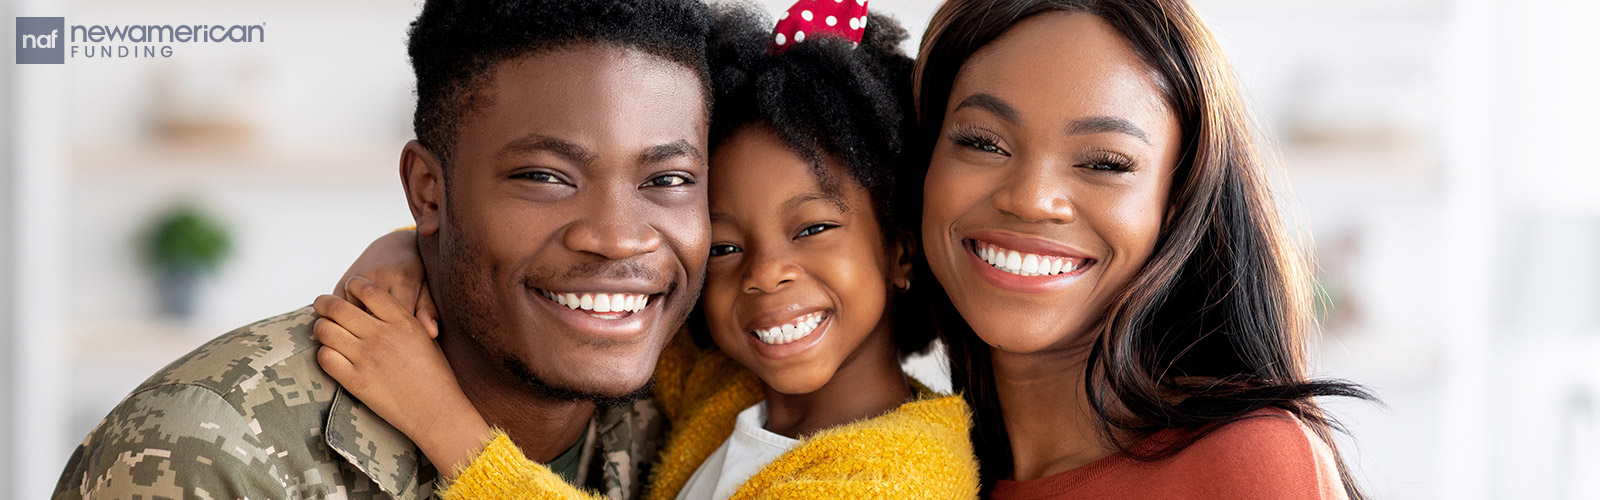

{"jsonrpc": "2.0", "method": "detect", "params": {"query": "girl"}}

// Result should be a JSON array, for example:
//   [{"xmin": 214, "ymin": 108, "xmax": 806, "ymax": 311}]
[
  {"xmin": 316, "ymin": 4, "xmax": 978, "ymax": 499},
  {"xmin": 911, "ymin": 0, "xmax": 1372, "ymax": 498}
]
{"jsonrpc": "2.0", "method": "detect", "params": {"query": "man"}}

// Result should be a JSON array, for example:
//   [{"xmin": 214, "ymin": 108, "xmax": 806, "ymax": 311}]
[{"xmin": 52, "ymin": 1, "xmax": 712, "ymax": 498}]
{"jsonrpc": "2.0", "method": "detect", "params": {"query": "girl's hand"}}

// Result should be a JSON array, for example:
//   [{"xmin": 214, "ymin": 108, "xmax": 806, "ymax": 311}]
[
  {"xmin": 333, "ymin": 230, "xmax": 438, "ymax": 338},
  {"xmin": 314, "ymin": 276, "xmax": 491, "ymax": 479}
]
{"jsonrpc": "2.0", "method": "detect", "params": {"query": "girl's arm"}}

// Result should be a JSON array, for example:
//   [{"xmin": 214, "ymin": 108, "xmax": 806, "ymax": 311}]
[
  {"xmin": 314, "ymin": 282, "xmax": 608, "ymax": 499},
  {"xmin": 318, "ymin": 234, "xmax": 610, "ymax": 499},
  {"xmin": 313, "ymin": 278, "xmax": 489, "ymax": 478}
]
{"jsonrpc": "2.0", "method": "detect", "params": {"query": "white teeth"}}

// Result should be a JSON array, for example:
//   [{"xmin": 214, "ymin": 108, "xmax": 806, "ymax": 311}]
[
  {"xmin": 974, "ymin": 241, "xmax": 1084, "ymax": 277},
  {"xmin": 540, "ymin": 290, "xmax": 650, "ymax": 315},
  {"xmin": 751, "ymin": 312, "xmax": 826, "ymax": 345}
]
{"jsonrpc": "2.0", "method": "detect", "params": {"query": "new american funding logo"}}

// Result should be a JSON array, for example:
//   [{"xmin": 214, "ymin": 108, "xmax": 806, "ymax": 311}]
[{"xmin": 15, "ymin": 16, "xmax": 265, "ymax": 64}]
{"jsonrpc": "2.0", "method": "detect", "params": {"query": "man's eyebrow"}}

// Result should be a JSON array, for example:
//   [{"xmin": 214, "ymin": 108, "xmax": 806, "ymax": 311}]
[
  {"xmin": 1067, "ymin": 116, "xmax": 1151, "ymax": 144},
  {"xmin": 639, "ymin": 139, "xmax": 704, "ymax": 165},
  {"xmin": 953, "ymin": 92, "xmax": 1020, "ymax": 124},
  {"xmin": 499, "ymin": 134, "xmax": 597, "ymax": 165}
]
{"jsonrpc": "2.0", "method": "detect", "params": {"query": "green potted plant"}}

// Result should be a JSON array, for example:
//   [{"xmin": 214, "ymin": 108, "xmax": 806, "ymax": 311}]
[{"xmin": 143, "ymin": 203, "xmax": 232, "ymax": 319}]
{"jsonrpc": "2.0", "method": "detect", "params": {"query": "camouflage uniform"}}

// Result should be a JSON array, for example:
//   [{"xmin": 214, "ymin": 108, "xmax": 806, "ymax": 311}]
[{"xmin": 53, "ymin": 307, "xmax": 666, "ymax": 500}]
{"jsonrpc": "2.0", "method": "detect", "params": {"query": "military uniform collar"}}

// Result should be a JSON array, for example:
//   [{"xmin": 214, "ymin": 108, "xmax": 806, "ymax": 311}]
[{"xmin": 325, "ymin": 387, "xmax": 436, "ymax": 498}]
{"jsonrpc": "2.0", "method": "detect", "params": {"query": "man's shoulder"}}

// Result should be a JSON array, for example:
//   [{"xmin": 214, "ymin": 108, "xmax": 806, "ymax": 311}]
[
  {"xmin": 54, "ymin": 307, "xmax": 393, "ymax": 500},
  {"xmin": 134, "ymin": 305, "xmax": 330, "ymax": 404}
]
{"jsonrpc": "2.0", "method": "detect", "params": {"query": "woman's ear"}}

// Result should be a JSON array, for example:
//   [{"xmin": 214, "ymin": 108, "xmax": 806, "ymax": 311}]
[
  {"xmin": 890, "ymin": 228, "xmax": 917, "ymax": 291},
  {"xmin": 400, "ymin": 140, "xmax": 445, "ymax": 237}
]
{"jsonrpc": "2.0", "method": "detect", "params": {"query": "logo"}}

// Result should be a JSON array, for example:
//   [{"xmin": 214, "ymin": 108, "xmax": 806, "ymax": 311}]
[
  {"xmin": 16, "ymin": 17, "xmax": 65, "ymax": 64},
  {"xmin": 16, "ymin": 17, "xmax": 266, "ymax": 63}
]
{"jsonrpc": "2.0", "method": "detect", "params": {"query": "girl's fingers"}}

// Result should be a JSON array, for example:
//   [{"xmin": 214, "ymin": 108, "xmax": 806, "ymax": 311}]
[
  {"xmin": 344, "ymin": 276, "xmax": 415, "ymax": 326},
  {"xmin": 313, "ymin": 294, "xmax": 381, "ymax": 336},
  {"xmin": 416, "ymin": 286, "xmax": 440, "ymax": 339},
  {"xmin": 316, "ymin": 345, "xmax": 356, "ymax": 382},
  {"xmin": 312, "ymin": 317, "xmax": 362, "ymax": 356}
]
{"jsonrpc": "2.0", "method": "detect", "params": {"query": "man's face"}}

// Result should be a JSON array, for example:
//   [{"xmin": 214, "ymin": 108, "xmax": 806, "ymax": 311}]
[{"xmin": 422, "ymin": 44, "xmax": 709, "ymax": 399}]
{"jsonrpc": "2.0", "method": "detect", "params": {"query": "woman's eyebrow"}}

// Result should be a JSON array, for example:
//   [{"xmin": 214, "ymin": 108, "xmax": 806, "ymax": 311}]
[
  {"xmin": 1066, "ymin": 116, "xmax": 1150, "ymax": 144},
  {"xmin": 953, "ymin": 92, "xmax": 1020, "ymax": 124}
]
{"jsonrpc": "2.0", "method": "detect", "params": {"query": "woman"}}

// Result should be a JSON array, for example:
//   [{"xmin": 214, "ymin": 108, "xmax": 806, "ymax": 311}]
[{"xmin": 910, "ymin": 0, "xmax": 1371, "ymax": 498}]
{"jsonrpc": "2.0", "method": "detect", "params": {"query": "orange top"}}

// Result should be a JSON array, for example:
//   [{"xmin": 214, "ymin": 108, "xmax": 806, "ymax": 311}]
[{"xmin": 990, "ymin": 409, "xmax": 1348, "ymax": 500}]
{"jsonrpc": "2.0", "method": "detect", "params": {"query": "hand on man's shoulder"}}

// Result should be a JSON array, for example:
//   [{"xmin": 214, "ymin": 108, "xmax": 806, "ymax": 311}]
[{"xmin": 53, "ymin": 307, "xmax": 435, "ymax": 500}]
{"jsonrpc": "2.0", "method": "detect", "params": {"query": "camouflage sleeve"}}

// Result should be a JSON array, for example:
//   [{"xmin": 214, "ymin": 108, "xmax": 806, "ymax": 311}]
[{"xmin": 53, "ymin": 384, "xmax": 291, "ymax": 500}]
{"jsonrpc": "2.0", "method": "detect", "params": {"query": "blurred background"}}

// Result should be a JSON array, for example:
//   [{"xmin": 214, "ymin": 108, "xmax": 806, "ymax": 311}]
[{"xmin": 3, "ymin": 0, "xmax": 1597, "ymax": 498}]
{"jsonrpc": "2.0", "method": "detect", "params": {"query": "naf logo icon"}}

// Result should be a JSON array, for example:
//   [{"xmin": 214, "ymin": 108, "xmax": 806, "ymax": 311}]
[{"xmin": 16, "ymin": 17, "xmax": 66, "ymax": 64}]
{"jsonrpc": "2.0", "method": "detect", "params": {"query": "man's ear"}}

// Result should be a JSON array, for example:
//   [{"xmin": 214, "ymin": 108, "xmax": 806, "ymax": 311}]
[
  {"xmin": 890, "ymin": 228, "xmax": 917, "ymax": 291},
  {"xmin": 400, "ymin": 140, "xmax": 445, "ymax": 237}
]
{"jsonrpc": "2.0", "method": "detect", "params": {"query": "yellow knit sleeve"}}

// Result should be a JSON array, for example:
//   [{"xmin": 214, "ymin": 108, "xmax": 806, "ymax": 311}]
[
  {"xmin": 652, "ymin": 327, "xmax": 752, "ymax": 422},
  {"xmin": 729, "ymin": 395, "xmax": 981, "ymax": 500},
  {"xmin": 440, "ymin": 430, "xmax": 609, "ymax": 500}
]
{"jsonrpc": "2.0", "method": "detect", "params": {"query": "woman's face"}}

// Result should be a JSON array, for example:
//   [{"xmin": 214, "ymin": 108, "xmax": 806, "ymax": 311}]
[
  {"xmin": 704, "ymin": 126, "xmax": 906, "ymax": 394},
  {"xmin": 922, "ymin": 12, "xmax": 1182, "ymax": 354}
]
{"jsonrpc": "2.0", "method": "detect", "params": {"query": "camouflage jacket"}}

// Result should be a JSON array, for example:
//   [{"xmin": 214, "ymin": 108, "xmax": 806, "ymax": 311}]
[{"xmin": 52, "ymin": 306, "xmax": 666, "ymax": 500}]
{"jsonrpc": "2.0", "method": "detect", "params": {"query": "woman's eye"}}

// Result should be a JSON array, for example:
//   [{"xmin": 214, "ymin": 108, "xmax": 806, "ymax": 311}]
[
  {"xmin": 796, "ymin": 223, "xmax": 835, "ymax": 238},
  {"xmin": 949, "ymin": 131, "xmax": 1009, "ymax": 156},
  {"xmin": 709, "ymin": 244, "xmax": 741, "ymax": 257},
  {"xmin": 514, "ymin": 171, "xmax": 563, "ymax": 183},
  {"xmin": 972, "ymin": 142, "xmax": 1004, "ymax": 155},
  {"xmin": 645, "ymin": 174, "xmax": 693, "ymax": 188},
  {"xmin": 1081, "ymin": 152, "xmax": 1136, "ymax": 173}
]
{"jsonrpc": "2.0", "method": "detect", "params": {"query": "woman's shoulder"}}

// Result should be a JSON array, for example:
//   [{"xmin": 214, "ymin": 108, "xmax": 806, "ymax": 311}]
[{"xmin": 1153, "ymin": 408, "xmax": 1347, "ymax": 499}]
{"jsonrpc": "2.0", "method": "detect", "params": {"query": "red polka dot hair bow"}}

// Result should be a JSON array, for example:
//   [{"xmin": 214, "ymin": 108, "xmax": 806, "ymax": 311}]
[{"xmin": 771, "ymin": 0, "xmax": 869, "ymax": 53}]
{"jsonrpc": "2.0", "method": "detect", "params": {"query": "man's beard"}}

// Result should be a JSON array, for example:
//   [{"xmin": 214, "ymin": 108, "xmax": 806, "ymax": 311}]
[
  {"xmin": 435, "ymin": 217, "xmax": 660, "ymax": 408},
  {"xmin": 501, "ymin": 357, "xmax": 655, "ymax": 408}
]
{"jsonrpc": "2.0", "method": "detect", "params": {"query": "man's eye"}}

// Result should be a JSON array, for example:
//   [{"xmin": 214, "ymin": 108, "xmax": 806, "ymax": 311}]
[
  {"xmin": 514, "ymin": 171, "xmax": 563, "ymax": 183},
  {"xmin": 796, "ymin": 223, "xmax": 836, "ymax": 238},
  {"xmin": 709, "ymin": 244, "xmax": 741, "ymax": 257},
  {"xmin": 645, "ymin": 174, "xmax": 694, "ymax": 188}
]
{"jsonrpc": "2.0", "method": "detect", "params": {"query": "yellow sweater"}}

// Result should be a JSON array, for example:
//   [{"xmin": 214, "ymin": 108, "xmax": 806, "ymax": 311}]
[{"xmin": 442, "ymin": 332, "xmax": 980, "ymax": 500}]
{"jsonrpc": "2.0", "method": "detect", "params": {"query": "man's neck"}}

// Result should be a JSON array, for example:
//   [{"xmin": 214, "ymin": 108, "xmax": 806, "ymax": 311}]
[{"xmin": 437, "ymin": 330, "xmax": 596, "ymax": 464}]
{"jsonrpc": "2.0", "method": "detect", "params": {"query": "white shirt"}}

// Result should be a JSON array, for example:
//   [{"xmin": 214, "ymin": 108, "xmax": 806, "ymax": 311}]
[{"xmin": 675, "ymin": 401, "xmax": 801, "ymax": 500}]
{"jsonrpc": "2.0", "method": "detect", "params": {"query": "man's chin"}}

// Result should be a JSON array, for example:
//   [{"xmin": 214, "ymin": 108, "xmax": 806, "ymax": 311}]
[{"xmin": 502, "ymin": 358, "xmax": 654, "ymax": 407}]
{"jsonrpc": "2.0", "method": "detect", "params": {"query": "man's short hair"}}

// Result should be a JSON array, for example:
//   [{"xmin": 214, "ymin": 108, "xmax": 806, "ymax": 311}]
[{"xmin": 407, "ymin": 0, "xmax": 713, "ymax": 168}]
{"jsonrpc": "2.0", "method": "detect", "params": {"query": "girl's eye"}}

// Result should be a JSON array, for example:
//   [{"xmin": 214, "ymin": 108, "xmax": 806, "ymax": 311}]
[
  {"xmin": 709, "ymin": 244, "xmax": 741, "ymax": 257},
  {"xmin": 645, "ymin": 174, "xmax": 694, "ymax": 188},
  {"xmin": 796, "ymin": 223, "xmax": 836, "ymax": 238},
  {"xmin": 515, "ymin": 171, "xmax": 564, "ymax": 183}
]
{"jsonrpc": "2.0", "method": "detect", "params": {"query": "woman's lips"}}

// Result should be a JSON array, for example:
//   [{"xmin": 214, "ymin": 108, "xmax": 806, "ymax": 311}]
[{"xmin": 960, "ymin": 234, "xmax": 1096, "ymax": 293}]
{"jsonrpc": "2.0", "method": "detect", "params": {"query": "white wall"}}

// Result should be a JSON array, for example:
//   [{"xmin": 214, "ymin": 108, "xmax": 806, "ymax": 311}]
[
  {"xmin": 8, "ymin": 0, "xmax": 70, "ymax": 496},
  {"xmin": 1, "ymin": 0, "xmax": 16, "ymax": 491}
]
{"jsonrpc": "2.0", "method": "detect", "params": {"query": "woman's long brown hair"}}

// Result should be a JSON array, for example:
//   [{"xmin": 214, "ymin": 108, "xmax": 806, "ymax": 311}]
[{"xmin": 908, "ymin": 0, "xmax": 1375, "ymax": 496}]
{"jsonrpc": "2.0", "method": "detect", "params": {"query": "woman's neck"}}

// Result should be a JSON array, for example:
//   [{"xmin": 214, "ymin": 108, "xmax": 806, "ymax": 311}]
[
  {"xmin": 991, "ymin": 345, "xmax": 1123, "ymax": 481},
  {"xmin": 761, "ymin": 328, "xmax": 912, "ymax": 439}
]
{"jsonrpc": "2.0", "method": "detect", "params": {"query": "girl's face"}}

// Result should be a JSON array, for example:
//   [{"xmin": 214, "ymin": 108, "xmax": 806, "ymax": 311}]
[
  {"xmin": 704, "ymin": 126, "xmax": 908, "ymax": 394},
  {"xmin": 922, "ymin": 12, "xmax": 1182, "ymax": 354}
]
